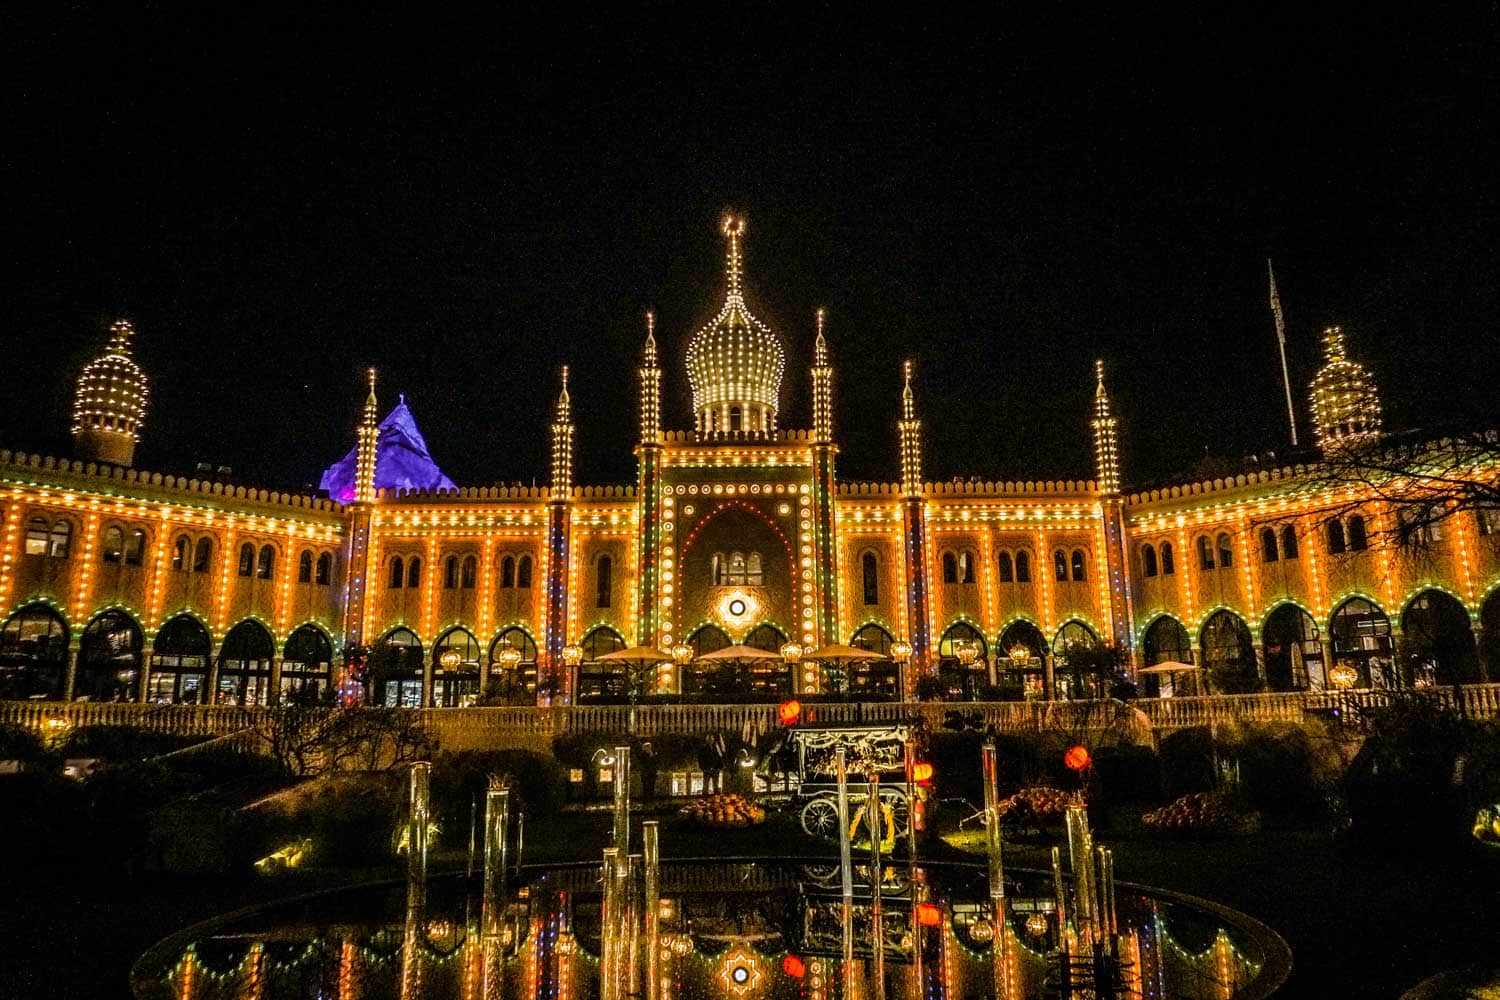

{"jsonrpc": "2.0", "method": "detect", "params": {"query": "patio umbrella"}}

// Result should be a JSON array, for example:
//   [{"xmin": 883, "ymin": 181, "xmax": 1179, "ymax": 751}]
[
  {"xmin": 694, "ymin": 644, "xmax": 784, "ymax": 661},
  {"xmin": 804, "ymin": 643, "xmax": 890, "ymax": 662},
  {"xmin": 1136, "ymin": 661, "xmax": 1201, "ymax": 674},
  {"xmin": 595, "ymin": 645, "xmax": 673, "ymax": 664}
]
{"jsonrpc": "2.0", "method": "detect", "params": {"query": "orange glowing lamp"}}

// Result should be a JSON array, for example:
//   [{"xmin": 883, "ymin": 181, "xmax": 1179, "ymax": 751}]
[
  {"xmin": 1064, "ymin": 745, "xmax": 1091, "ymax": 772},
  {"xmin": 782, "ymin": 955, "xmax": 806, "ymax": 978},
  {"xmin": 911, "ymin": 761, "xmax": 935, "ymax": 785},
  {"xmin": 915, "ymin": 902, "xmax": 942, "ymax": 927},
  {"xmin": 777, "ymin": 699, "xmax": 802, "ymax": 725}
]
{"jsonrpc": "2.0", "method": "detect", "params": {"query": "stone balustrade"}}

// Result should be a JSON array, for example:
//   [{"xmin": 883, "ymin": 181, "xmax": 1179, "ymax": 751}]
[{"xmin": 4, "ymin": 685, "xmax": 1498, "ymax": 750}]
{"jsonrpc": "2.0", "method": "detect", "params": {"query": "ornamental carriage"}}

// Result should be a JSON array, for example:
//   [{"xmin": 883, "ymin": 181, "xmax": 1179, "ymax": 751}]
[{"xmin": 782, "ymin": 721, "xmax": 923, "ymax": 839}]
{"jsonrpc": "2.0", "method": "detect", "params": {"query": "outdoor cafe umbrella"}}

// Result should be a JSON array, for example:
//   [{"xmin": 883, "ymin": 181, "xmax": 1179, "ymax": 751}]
[
  {"xmin": 694, "ymin": 644, "xmax": 785, "ymax": 661},
  {"xmin": 595, "ymin": 645, "xmax": 673, "ymax": 664},
  {"xmin": 804, "ymin": 643, "xmax": 891, "ymax": 662},
  {"xmin": 1137, "ymin": 660, "xmax": 1207, "ymax": 695}
]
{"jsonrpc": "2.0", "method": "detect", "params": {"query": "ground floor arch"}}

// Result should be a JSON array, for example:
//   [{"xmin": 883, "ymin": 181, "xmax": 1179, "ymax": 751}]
[
  {"xmin": 78, "ymin": 610, "xmax": 143, "ymax": 702},
  {"xmin": 282, "ymin": 624, "xmax": 334, "ymax": 703},
  {"xmin": 1051, "ymin": 619, "xmax": 1102, "ymax": 700},
  {"xmin": 1401, "ymin": 589, "xmax": 1480, "ymax": 686},
  {"xmin": 1141, "ymin": 615, "xmax": 1194, "ymax": 697},
  {"xmin": 488, "ymin": 628, "xmax": 539, "ymax": 705},
  {"xmin": 996, "ymin": 619, "xmax": 1047, "ymax": 697},
  {"xmin": 372, "ymin": 627, "xmax": 424, "ymax": 707},
  {"xmin": 1329, "ymin": 597, "xmax": 1396, "ymax": 689},
  {"xmin": 148, "ymin": 614, "xmax": 212, "ymax": 703},
  {"xmin": 1200, "ymin": 610, "xmax": 1260, "ymax": 693},
  {"xmin": 1262, "ymin": 603, "xmax": 1324, "ymax": 691},
  {"xmin": 576, "ymin": 625, "xmax": 629, "ymax": 703},
  {"xmin": 0, "ymin": 603, "xmax": 68, "ymax": 700},
  {"xmin": 432, "ymin": 626, "xmax": 482, "ymax": 707},
  {"xmin": 216, "ymin": 619, "xmax": 274, "ymax": 706},
  {"xmin": 936, "ymin": 620, "xmax": 988, "ymax": 701},
  {"xmin": 848, "ymin": 622, "xmax": 899, "ymax": 697}
]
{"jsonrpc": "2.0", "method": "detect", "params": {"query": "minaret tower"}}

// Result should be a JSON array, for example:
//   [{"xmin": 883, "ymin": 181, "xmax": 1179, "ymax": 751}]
[
  {"xmin": 635, "ymin": 314, "xmax": 666, "ymax": 648},
  {"xmin": 1091, "ymin": 361, "xmax": 1133, "ymax": 656},
  {"xmin": 73, "ymin": 319, "xmax": 149, "ymax": 467},
  {"xmin": 341, "ymin": 370, "xmax": 381, "ymax": 667},
  {"xmin": 544, "ymin": 367, "xmax": 575, "ymax": 699},
  {"xmin": 898, "ymin": 361, "xmax": 933, "ymax": 692},
  {"xmin": 354, "ymin": 369, "xmax": 381, "ymax": 504},
  {"xmin": 808, "ymin": 309, "xmax": 839, "ymax": 649}
]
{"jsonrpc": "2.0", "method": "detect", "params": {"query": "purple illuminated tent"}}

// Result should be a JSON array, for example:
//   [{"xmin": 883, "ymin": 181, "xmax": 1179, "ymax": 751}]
[{"xmin": 319, "ymin": 395, "xmax": 457, "ymax": 501}]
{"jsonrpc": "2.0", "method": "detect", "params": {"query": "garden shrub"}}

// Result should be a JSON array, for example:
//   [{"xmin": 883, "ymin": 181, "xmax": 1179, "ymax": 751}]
[
  {"xmin": 430, "ymin": 749, "xmax": 564, "ymax": 829},
  {"xmin": 1158, "ymin": 727, "xmax": 1218, "ymax": 797},
  {"xmin": 0, "ymin": 723, "xmax": 48, "ymax": 761},
  {"xmin": 239, "ymin": 772, "xmax": 403, "ymax": 867},
  {"xmin": 62, "ymin": 725, "xmax": 206, "ymax": 761},
  {"xmin": 1345, "ymin": 697, "xmax": 1478, "ymax": 846},
  {"xmin": 1091, "ymin": 744, "xmax": 1161, "ymax": 805},
  {"xmin": 1233, "ymin": 724, "xmax": 1325, "ymax": 819}
]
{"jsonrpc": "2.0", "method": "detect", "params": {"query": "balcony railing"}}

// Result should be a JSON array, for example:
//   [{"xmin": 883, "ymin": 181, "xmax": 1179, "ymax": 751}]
[{"xmin": 3, "ymin": 685, "xmax": 1497, "ymax": 747}]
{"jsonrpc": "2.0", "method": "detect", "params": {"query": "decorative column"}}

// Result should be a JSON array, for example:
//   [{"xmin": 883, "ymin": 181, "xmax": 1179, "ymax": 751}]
[
  {"xmin": 810, "ymin": 309, "xmax": 840, "ymax": 647},
  {"xmin": 898, "ymin": 362, "xmax": 933, "ymax": 692},
  {"xmin": 1091, "ymin": 361, "xmax": 1135, "ymax": 656},
  {"xmin": 544, "ymin": 368, "xmax": 575, "ymax": 701},
  {"xmin": 634, "ymin": 315, "xmax": 665, "ymax": 648}
]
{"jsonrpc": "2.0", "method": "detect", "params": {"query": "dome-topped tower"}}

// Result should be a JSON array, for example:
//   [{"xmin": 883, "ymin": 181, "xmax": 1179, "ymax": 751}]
[
  {"xmin": 685, "ymin": 215, "xmax": 785, "ymax": 436},
  {"xmin": 72, "ymin": 319, "xmax": 149, "ymax": 467},
  {"xmin": 1309, "ymin": 325, "xmax": 1381, "ymax": 451}
]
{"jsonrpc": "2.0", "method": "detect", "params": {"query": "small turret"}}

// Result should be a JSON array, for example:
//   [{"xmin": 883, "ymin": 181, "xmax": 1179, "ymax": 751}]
[
  {"xmin": 1309, "ymin": 326, "xmax": 1382, "ymax": 450},
  {"xmin": 73, "ymin": 319, "xmax": 149, "ymax": 467}
]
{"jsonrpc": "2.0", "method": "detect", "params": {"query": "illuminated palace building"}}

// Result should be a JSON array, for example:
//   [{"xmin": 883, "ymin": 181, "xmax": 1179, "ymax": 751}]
[{"xmin": 2, "ymin": 219, "xmax": 1497, "ymax": 708}]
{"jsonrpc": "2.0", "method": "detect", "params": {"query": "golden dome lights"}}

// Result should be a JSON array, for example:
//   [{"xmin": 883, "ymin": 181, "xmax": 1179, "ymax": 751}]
[
  {"xmin": 1309, "ymin": 325, "xmax": 1382, "ymax": 451},
  {"xmin": 73, "ymin": 319, "xmax": 149, "ymax": 467},
  {"xmin": 685, "ymin": 215, "xmax": 785, "ymax": 437}
]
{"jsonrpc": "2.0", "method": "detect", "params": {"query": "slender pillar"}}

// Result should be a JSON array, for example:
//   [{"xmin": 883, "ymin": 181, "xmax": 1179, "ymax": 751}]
[
  {"xmin": 867, "ymin": 773, "xmax": 886, "ymax": 1000},
  {"xmin": 63, "ymin": 641, "xmax": 81, "ymax": 702},
  {"xmin": 205, "ymin": 643, "xmax": 222, "ymax": 705},
  {"xmin": 643, "ymin": 821, "xmax": 661, "ymax": 1000},
  {"xmin": 898, "ymin": 363, "xmax": 933, "ymax": 693},
  {"xmin": 613, "ymin": 744, "xmax": 632, "ymax": 857},
  {"xmin": 545, "ymin": 368, "xmax": 574, "ymax": 701},
  {"xmin": 835, "ymin": 748, "xmax": 855, "ymax": 989},
  {"xmin": 401, "ymin": 761, "xmax": 431, "ymax": 1000}
]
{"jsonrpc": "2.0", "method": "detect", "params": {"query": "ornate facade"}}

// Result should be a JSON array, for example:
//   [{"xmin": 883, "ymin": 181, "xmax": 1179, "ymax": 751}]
[{"xmin": 2, "ymin": 218, "xmax": 1497, "ymax": 706}]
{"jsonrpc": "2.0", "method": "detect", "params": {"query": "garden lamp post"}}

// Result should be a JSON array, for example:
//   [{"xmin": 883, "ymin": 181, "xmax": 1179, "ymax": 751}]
[
  {"xmin": 671, "ymin": 643, "xmax": 693, "ymax": 697},
  {"xmin": 560, "ymin": 643, "xmax": 583, "ymax": 706},
  {"xmin": 955, "ymin": 639, "xmax": 981, "ymax": 699},
  {"xmin": 1009, "ymin": 643, "xmax": 1032, "ymax": 697},
  {"xmin": 891, "ymin": 640, "xmax": 913, "ymax": 699},
  {"xmin": 781, "ymin": 641, "xmax": 807, "ymax": 694}
]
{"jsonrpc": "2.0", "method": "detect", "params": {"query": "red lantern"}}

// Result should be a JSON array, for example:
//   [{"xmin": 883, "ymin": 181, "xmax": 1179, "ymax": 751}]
[
  {"xmin": 915, "ymin": 902, "xmax": 942, "ymax": 927},
  {"xmin": 1064, "ymin": 745, "xmax": 1091, "ymax": 772},
  {"xmin": 777, "ymin": 699, "xmax": 802, "ymax": 725},
  {"xmin": 782, "ymin": 954, "xmax": 807, "ymax": 978},
  {"xmin": 911, "ymin": 761, "xmax": 935, "ymax": 785}
]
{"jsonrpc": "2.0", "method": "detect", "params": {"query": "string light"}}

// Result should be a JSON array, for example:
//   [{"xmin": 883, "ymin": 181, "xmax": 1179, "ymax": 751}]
[
  {"xmin": 72, "ymin": 319, "xmax": 148, "ymax": 467},
  {"xmin": 1310, "ymin": 326, "xmax": 1382, "ymax": 451},
  {"xmin": 1091, "ymin": 360, "xmax": 1120, "ymax": 495}
]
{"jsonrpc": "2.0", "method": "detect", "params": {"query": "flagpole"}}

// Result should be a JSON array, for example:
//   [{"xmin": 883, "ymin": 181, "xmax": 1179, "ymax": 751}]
[{"xmin": 1268, "ymin": 258, "xmax": 1298, "ymax": 447}]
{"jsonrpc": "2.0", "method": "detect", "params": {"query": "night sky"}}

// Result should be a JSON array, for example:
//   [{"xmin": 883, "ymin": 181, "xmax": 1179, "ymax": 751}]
[{"xmin": 4, "ymin": 7, "xmax": 1496, "ymax": 494}]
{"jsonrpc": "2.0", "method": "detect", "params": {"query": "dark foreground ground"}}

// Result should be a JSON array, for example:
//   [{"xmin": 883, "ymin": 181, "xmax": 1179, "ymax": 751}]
[{"xmin": 3, "ymin": 811, "xmax": 1497, "ymax": 999}]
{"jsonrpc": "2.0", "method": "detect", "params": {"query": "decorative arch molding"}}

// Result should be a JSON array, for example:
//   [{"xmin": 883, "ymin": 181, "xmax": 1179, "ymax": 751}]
[
  {"xmin": 487, "ymin": 621, "xmax": 537, "ymax": 649},
  {"xmin": 1052, "ymin": 616, "xmax": 1102, "ymax": 645},
  {"xmin": 1327, "ymin": 592, "xmax": 1388, "ymax": 634},
  {"xmin": 155, "ymin": 608, "xmax": 214, "ymax": 645},
  {"xmin": 675, "ymin": 498, "xmax": 798, "ymax": 645},
  {"xmin": 1399, "ymin": 582, "xmax": 1473, "ymax": 618},
  {"xmin": 1259, "ymin": 597, "xmax": 1320, "ymax": 634},
  {"xmin": 377, "ymin": 622, "xmax": 424, "ymax": 647},
  {"xmin": 847, "ymin": 615, "xmax": 898, "ymax": 643},
  {"xmin": 5, "ymin": 595, "xmax": 73, "ymax": 633},
  {"xmin": 84, "ymin": 602, "xmax": 147, "ymax": 636},
  {"xmin": 223, "ymin": 613, "xmax": 276, "ymax": 645}
]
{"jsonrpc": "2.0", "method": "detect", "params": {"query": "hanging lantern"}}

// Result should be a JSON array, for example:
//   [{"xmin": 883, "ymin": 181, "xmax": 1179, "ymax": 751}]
[
  {"xmin": 672, "ymin": 643, "xmax": 695, "ymax": 666},
  {"xmin": 1026, "ymin": 912, "xmax": 1049, "ymax": 937},
  {"xmin": 780, "ymin": 641, "xmax": 803, "ymax": 664},
  {"xmin": 438, "ymin": 649, "xmax": 462, "ymax": 670},
  {"xmin": 561, "ymin": 644, "xmax": 584, "ymax": 668},
  {"xmin": 1064, "ymin": 745, "xmax": 1091, "ymax": 772},
  {"xmin": 496, "ymin": 647, "xmax": 524, "ymax": 672},
  {"xmin": 1329, "ymin": 661, "xmax": 1360, "ymax": 690},
  {"xmin": 968, "ymin": 918, "xmax": 995, "ymax": 943},
  {"xmin": 891, "ymin": 640, "xmax": 913, "ymax": 662}
]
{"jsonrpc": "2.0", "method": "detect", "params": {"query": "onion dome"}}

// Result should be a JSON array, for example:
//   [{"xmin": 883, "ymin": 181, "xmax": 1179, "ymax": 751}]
[
  {"xmin": 1309, "ymin": 325, "xmax": 1382, "ymax": 450},
  {"xmin": 72, "ymin": 319, "xmax": 149, "ymax": 467},
  {"xmin": 685, "ymin": 216, "xmax": 785, "ymax": 435}
]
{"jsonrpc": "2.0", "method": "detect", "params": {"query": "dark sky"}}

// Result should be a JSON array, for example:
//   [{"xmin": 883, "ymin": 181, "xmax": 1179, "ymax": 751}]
[{"xmin": 4, "ymin": 6, "xmax": 1496, "ymax": 493}]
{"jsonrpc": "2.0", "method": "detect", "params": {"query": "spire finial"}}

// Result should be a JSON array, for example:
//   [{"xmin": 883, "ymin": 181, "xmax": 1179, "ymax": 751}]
[
  {"xmin": 1322, "ymin": 325, "xmax": 1348, "ymax": 362},
  {"xmin": 1094, "ymin": 358, "xmax": 1106, "ymax": 395},
  {"xmin": 721, "ymin": 213, "xmax": 746, "ymax": 298},
  {"xmin": 646, "ymin": 310, "xmax": 656, "ymax": 347},
  {"xmin": 814, "ymin": 308, "xmax": 828, "ymax": 364},
  {"xmin": 108, "ymin": 318, "xmax": 135, "ymax": 355},
  {"xmin": 366, "ymin": 367, "xmax": 378, "ymax": 403}
]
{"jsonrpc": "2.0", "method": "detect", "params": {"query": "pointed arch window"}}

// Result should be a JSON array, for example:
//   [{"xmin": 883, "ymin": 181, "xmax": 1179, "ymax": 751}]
[
  {"xmin": 297, "ymin": 549, "xmax": 313, "ymax": 583},
  {"xmin": 1197, "ymin": 535, "xmax": 1215, "ymax": 570},
  {"xmin": 193, "ymin": 537, "xmax": 212, "ymax": 573},
  {"xmin": 942, "ymin": 552, "xmax": 958, "ymax": 584},
  {"xmin": 862, "ymin": 551, "xmax": 879, "ymax": 605},
  {"xmin": 596, "ymin": 555, "xmax": 613, "ymax": 608},
  {"xmin": 389, "ymin": 556, "xmax": 405, "ymax": 589},
  {"xmin": 47, "ymin": 520, "xmax": 72, "ymax": 559},
  {"xmin": 461, "ymin": 555, "xmax": 477, "ymax": 589},
  {"xmin": 444, "ymin": 555, "xmax": 459, "ymax": 589},
  {"xmin": 1161, "ymin": 541, "xmax": 1175, "ymax": 575},
  {"xmin": 1070, "ymin": 549, "xmax": 1086, "ymax": 581},
  {"xmin": 1261, "ymin": 528, "xmax": 1279, "ymax": 563},
  {"xmin": 959, "ymin": 551, "xmax": 975, "ymax": 584},
  {"xmin": 257, "ymin": 544, "xmax": 275, "ymax": 579},
  {"xmin": 406, "ymin": 557, "xmax": 422, "ymax": 589},
  {"xmin": 1280, "ymin": 525, "xmax": 1299, "ymax": 559},
  {"xmin": 238, "ymin": 542, "xmax": 255, "ymax": 577},
  {"xmin": 125, "ymin": 529, "xmax": 146, "ymax": 566},
  {"xmin": 1142, "ymin": 543, "xmax": 1158, "ymax": 577},
  {"xmin": 1015, "ymin": 549, "xmax": 1032, "ymax": 583},
  {"xmin": 1216, "ymin": 534, "xmax": 1233, "ymax": 568},
  {"xmin": 501, "ymin": 555, "xmax": 516, "ymax": 588},
  {"xmin": 516, "ymin": 555, "xmax": 532, "ymax": 589},
  {"xmin": 1327, "ymin": 520, "xmax": 1347, "ymax": 554},
  {"xmin": 997, "ymin": 550, "xmax": 1013, "ymax": 583},
  {"xmin": 1347, "ymin": 515, "xmax": 1368, "ymax": 551},
  {"xmin": 315, "ymin": 552, "xmax": 332, "ymax": 585},
  {"xmin": 1054, "ymin": 550, "xmax": 1068, "ymax": 582},
  {"xmin": 102, "ymin": 526, "xmax": 124, "ymax": 563},
  {"xmin": 173, "ymin": 535, "xmax": 190, "ymax": 571}
]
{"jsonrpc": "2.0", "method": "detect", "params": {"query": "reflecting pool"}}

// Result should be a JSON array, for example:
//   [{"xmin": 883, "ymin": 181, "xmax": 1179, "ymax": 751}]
[{"xmin": 133, "ymin": 859, "xmax": 1289, "ymax": 999}]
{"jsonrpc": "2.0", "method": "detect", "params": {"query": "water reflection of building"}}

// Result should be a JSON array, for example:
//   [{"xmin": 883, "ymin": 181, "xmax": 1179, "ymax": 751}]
[{"xmin": 2, "ymin": 217, "xmax": 1497, "ymax": 706}]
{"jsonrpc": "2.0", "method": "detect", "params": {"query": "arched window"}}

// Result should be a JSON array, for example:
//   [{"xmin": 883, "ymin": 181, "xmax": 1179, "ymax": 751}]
[
  {"xmin": 1260, "ymin": 528, "xmax": 1279, "ymax": 563},
  {"xmin": 744, "ymin": 623, "xmax": 787, "ymax": 651},
  {"xmin": 941, "ymin": 552, "xmax": 958, "ymax": 584},
  {"xmin": 516, "ymin": 555, "xmax": 532, "ymax": 589},
  {"xmin": 193, "ymin": 537, "xmax": 212, "ymax": 573},
  {"xmin": 1347, "ymin": 515, "xmax": 1368, "ymax": 551},
  {"xmin": 746, "ymin": 552, "xmax": 763, "ymax": 586},
  {"xmin": 581, "ymin": 625, "xmax": 628, "ymax": 660},
  {"xmin": 1160, "ymin": 541, "xmax": 1175, "ymax": 575},
  {"xmin": 102, "ymin": 526, "xmax": 124, "ymax": 563},
  {"xmin": 315, "ymin": 552, "xmax": 332, "ymax": 585},
  {"xmin": 850, "ymin": 622, "xmax": 895, "ymax": 656},
  {"xmin": 238, "ymin": 542, "xmax": 255, "ymax": 577},
  {"xmin": 1201, "ymin": 610, "xmax": 1258, "ymax": 692},
  {"xmin": 1216, "ymin": 534, "xmax": 1234, "ymax": 568},
  {"xmin": 0, "ymin": 603, "xmax": 70, "ymax": 700},
  {"xmin": 406, "ymin": 557, "xmax": 422, "ymax": 589},
  {"xmin": 173, "ymin": 535, "xmax": 189, "ymax": 571},
  {"xmin": 461, "ymin": 555, "xmax": 477, "ymax": 589},
  {"xmin": 49, "ymin": 520, "xmax": 72, "ymax": 559},
  {"xmin": 1142, "ymin": 544, "xmax": 1158, "ymax": 577},
  {"xmin": 297, "ymin": 550, "xmax": 313, "ymax": 583},
  {"xmin": 1054, "ymin": 550, "xmax": 1068, "ymax": 582},
  {"xmin": 24, "ymin": 517, "xmax": 49, "ymax": 556},
  {"xmin": 688, "ymin": 623, "xmax": 731, "ymax": 657},
  {"xmin": 389, "ymin": 556, "xmax": 405, "ymax": 589},
  {"xmin": 1329, "ymin": 597, "xmax": 1395, "ymax": 689},
  {"xmin": 862, "ymin": 552, "xmax": 879, "ymax": 604},
  {"xmin": 596, "ymin": 555, "xmax": 613, "ymax": 608},
  {"xmin": 959, "ymin": 551, "xmax": 975, "ymax": 584},
  {"xmin": 1015, "ymin": 549, "xmax": 1032, "ymax": 583},
  {"xmin": 1327, "ymin": 519, "xmax": 1347, "ymax": 554},
  {"xmin": 257, "ymin": 544, "xmax": 275, "ymax": 580},
  {"xmin": 501, "ymin": 555, "xmax": 516, "ymax": 588},
  {"xmin": 1071, "ymin": 549, "xmax": 1086, "ymax": 581},
  {"xmin": 1052, "ymin": 620, "xmax": 1099, "ymax": 657},
  {"xmin": 125, "ymin": 529, "xmax": 146, "ymax": 566},
  {"xmin": 443, "ymin": 556, "xmax": 459, "ymax": 589},
  {"xmin": 1197, "ymin": 535, "xmax": 1215, "ymax": 570},
  {"xmin": 938, "ymin": 621, "xmax": 987, "ymax": 662},
  {"xmin": 1143, "ymin": 616, "xmax": 1192, "ymax": 665},
  {"xmin": 217, "ymin": 620, "xmax": 275, "ymax": 706},
  {"xmin": 997, "ymin": 551, "xmax": 1013, "ymax": 583},
  {"xmin": 282, "ymin": 624, "xmax": 333, "ymax": 701},
  {"xmin": 1280, "ymin": 525, "xmax": 1299, "ymax": 559},
  {"xmin": 149, "ymin": 615, "xmax": 212, "ymax": 703}
]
